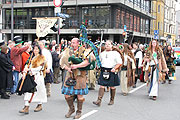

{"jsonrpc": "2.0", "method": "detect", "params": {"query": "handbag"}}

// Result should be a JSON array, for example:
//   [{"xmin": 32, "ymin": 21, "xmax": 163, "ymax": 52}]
[
  {"xmin": 103, "ymin": 70, "xmax": 110, "ymax": 80},
  {"xmin": 65, "ymin": 70, "xmax": 76, "ymax": 86}
]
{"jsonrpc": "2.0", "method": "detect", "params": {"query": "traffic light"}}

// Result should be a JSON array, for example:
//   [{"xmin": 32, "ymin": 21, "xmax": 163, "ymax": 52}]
[
  {"xmin": 59, "ymin": 18, "xmax": 65, "ymax": 28},
  {"xmin": 126, "ymin": 31, "xmax": 133, "ymax": 39},
  {"xmin": 127, "ymin": 31, "xmax": 130, "ymax": 38},
  {"xmin": 122, "ymin": 32, "xmax": 126, "ymax": 38},
  {"xmin": 50, "ymin": 23, "xmax": 58, "ymax": 32}
]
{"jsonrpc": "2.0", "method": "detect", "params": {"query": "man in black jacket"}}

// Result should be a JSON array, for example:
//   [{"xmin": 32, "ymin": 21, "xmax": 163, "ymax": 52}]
[{"xmin": 52, "ymin": 45, "xmax": 61, "ymax": 84}]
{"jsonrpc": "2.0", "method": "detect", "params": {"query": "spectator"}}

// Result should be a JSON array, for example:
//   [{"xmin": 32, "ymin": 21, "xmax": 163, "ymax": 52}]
[
  {"xmin": 10, "ymin": 36, "xmax": 30, "ymax": 94},
  {"xmin": 51, "ymin": 45, "xmax": 61, "ymax": 84},
  {"xmin": 0, "ymin": 45, "xmax": 14, "ymax": 99}
]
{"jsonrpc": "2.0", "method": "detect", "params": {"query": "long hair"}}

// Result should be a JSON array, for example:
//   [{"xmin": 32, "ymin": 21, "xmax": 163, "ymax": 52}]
[
  {"xmin": 33, "ymin": 44, "xmax": 42, "ymax": 55},
  {"xmin": 123, "ymin": 43, "xmax": 130, "ymax": 55},
  {"xmin": 147, "ymin": 40, "xmax": 160, "ymax": 52}
]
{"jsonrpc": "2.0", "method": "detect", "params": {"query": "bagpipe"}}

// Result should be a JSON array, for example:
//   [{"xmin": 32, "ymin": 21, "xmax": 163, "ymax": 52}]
[
  {"xmin": 68, "ymin": 48, "xmax": 96, "ymax": 71},
  {"xmin": 67, "ymin": 23, "xmax": 102, "ymax": 70}
]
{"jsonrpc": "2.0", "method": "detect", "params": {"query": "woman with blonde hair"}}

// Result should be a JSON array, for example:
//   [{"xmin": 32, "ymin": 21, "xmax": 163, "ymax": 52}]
[{"xmin": 144, "ymin": 39, "xmax": 168, "ymax": 100}]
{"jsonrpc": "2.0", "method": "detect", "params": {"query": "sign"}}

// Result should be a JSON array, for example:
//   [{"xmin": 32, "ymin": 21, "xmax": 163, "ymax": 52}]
[
  {"xmin": 154, "ymin": 35, "xmax": 159, "ymax": 39},
  {"xmin": 53, "ymin": 0, "xmax": 63, "ymax": 7},
  {"xmin": 154, "ymin": 30, "xmax": 159, "ymax": 35},
  {"xmin": 124, "ymin": 25, "xmax": 127, "ymax": 32},
  {"xmin": 35, "ymin": 18, "xmax": 58, "ymax": 37},
  {"xmin": 55, "ymin": 7, "xmax": 61, "ymax": 13}
]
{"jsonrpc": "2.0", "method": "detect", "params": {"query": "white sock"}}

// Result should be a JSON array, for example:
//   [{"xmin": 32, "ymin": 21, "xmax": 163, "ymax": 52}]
[{"xmin": 25, "ymin": 101, "xmax": 29, "ymax": 106}]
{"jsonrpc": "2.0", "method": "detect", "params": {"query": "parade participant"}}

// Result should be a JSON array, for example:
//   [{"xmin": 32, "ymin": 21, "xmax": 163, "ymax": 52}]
[
  {"xmin": 87, "ymin": 69, "xmax": 96, "ymax": 90},
  {"xmin": 51, "ymin": 40, "xmax": 56, "ymax": 52},
  {"xmin": 120, "ymin": 43, "xmax": 136, "ymax": 96},
  {"xmin": 39, "ymin": 40, "xmax": 53, "ymax": 97},
  {"xmin": 10, "ymin": 36, "xmax": 30, "ymax": 94},
  {"xmin": 144, "ymin": 39, "xmax": 168, "ymax": 100},
  {"xmin": 61, "ymin": 38, "xmax": 95, "ymax": 119},
  {"xmin": 163, "ymin": 45, "xmax": 176, "ymax": 84},
  {"xmin": 0, "ymin": 45, "xmax": 14, "ymax": 99},
  {"xmin": 21, "ymin": 42, "xmax": 31, "ymax": 72},
  {"xmin": 19, "ymin": 44, "xmax": 47, "ymax": 114},
  {"xmin": 132, "ymin": 42, "xmax": 143, "ymax": 88},
  {"xmin": 93, "ymin": 40, "xmax": 122, "ymax": 106}
]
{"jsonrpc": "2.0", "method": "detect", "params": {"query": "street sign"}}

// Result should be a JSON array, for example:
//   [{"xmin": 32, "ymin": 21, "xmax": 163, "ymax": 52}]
[
  {"xmin": 124, "ymin": 25, "xmax": 127, "ymax": 32},
  {"xmin": 154, "ymin": 35, "xmax": 159, "ymax": 39},
  {"xmin": 53, "ymin": 0, "xmax": 63, "ymax": 7},
  {"xmin": 154, "ymin": 30, "xmax": 159, "ymax": 35}
]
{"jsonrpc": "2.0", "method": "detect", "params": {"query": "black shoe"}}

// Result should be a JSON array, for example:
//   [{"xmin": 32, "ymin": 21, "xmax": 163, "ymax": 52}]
[
  {"xmin": 1, "ymin": 94, "xmax": 10, "ymax": 99},
  {"xmin": 133, "ymin": 85, "xmax": 136, "ymax": 88},
  {"xmin": 88, "ymin": 88, "xmax": 95, "ymax": 90}
]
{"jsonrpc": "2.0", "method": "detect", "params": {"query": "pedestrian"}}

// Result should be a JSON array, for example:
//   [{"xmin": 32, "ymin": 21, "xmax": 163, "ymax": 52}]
[
  {"xmin": 51, "ymin": 45, "xmax": 61, "ymax": 84},
  {"xmin": 120, "ymin": 43, "xmax": 136, "ymax": 96},
  {"xmin": 19, "ymin": 44, "xmax": 47, "ymax": 114},
  {"xmin": 10, "ymin": 36, "xmax": 30, "ymax": 94},
  {"xmin": 93, "ymin": 40, "xmax": 122, "ymax": 106},
  {"xmin": 0, "ymin": 45, "xmax": 14, "ymax": 99},
  {"xmin": 144, "ymin": 39, "xmax": 168, "ymax": 100},
  {"xmin": 61, "ymin": 38, "xmax": 95, "ymax": 119},
  {"xmin": 132, "ymin": 42, "xmax": 143, "ymax": 88},
  {"xmin": 163, "ymin": 45, "xmax": 176, "ymax": 84}
]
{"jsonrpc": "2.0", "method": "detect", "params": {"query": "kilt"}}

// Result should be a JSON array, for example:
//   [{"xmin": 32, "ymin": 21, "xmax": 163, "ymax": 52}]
[
  {"xmin": 98, "ymin": 67, "xmax": 120, "ymax": 87},
  {"xmin": 44, "ymin": 70, "xmax": 54, "ymax": 84},
  {"xmin": 61, "ymin": 84, "xmax": 89, "ymax": 95}
]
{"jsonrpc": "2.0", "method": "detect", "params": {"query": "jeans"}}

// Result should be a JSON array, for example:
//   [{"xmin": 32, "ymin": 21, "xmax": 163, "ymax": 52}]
[{"xmin": 11, "ymin": 71, "xmax": 19, "ymax": 94}]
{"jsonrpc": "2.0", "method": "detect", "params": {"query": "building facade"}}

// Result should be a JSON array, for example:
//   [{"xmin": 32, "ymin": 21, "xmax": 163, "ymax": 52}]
[
  {"xmin": 0, "ymin": 1, "xmax": 2, "ymax": 41},
  {"xmin": 1, "ymin": 0, "xmax": 153, "ymax": 43},
  {"xmin": 164, "ymin": 0, "xmax": 176, "ymax": 46},
  {"xmin": 151, "ymin": 0, "xmax": 165, "ymax": 45},
  {"xmin": 176, "ymin": 10, "xmax": 180, "ymax": 46}
]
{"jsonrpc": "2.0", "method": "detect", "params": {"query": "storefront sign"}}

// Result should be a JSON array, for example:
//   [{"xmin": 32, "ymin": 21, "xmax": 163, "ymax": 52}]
[{"xmin": 78, "ymin": 29, "xmax": 105, "ymax": 34}]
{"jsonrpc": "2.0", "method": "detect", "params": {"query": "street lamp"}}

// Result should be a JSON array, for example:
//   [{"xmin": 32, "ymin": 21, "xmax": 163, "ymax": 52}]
[{"xmin": 11, "ymin": 0, "xmax": 14, "ymax": 41}]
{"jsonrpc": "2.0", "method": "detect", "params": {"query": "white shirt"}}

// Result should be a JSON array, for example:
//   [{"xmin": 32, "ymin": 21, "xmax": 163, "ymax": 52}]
[
  {"xmin": 134, "ymin": 50, "xmax": 143, "ymax": 67},
  {"xmin": 100, "ymin": 51, "xmax": 122, "ymax": 68},
  {"xmin": 42, "ymin": 48, "xmax": 53, "ymax": 70}
]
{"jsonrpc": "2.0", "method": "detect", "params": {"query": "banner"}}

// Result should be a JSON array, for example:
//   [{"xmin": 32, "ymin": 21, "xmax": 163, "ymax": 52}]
[{"xmin": 36, "ymin": 18, "xmax": 57, "ymax": 37}]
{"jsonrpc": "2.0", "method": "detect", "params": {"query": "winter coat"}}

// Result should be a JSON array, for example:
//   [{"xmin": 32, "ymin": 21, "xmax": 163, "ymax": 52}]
[
  {"xmin": 51, "ymin": 51, "xmax": 60, "ymax": 68},
  {"xmin": 0, "ymin": 53, "xmax": 14, "ymax": 89}
]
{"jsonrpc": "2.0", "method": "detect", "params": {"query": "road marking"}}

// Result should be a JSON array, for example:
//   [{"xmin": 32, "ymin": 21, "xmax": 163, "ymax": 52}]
[
  {"xmin": 76, "ymin": 110, "xmax": 98, "ymax": 120},
  {"xmin": 129, "ymin": 83, "xmax": 147, "ymax": 93}
]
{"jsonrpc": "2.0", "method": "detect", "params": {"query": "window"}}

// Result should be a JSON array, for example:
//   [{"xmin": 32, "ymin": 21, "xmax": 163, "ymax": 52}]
[
  {"xmin": 158, "ymin": 5, "xmax": 160, "ymax": 13},
  {"xmin": 158, "ymin": 22, "xmax": 160, "ymax": 30}
]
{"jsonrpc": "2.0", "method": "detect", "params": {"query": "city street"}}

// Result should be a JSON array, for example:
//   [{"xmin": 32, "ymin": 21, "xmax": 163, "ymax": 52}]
[{"xmin": 0, "ymin": 67, "xmax": 180, "ymax": 120}]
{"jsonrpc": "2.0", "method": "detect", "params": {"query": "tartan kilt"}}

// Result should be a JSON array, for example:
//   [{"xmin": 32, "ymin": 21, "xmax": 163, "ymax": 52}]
[
  {"xmin": 44, "ymin": 70, "xmax": 54, "ymax": 84},
  {"xmin": 61, "ymin": 84, "xmax": 89, "ymax": 95}
]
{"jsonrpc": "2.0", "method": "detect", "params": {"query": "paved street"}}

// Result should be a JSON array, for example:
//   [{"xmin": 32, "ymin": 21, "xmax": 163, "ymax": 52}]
[{"xmin": 1, "ymin": 67, "xmax": 180, "ymax": 120}]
